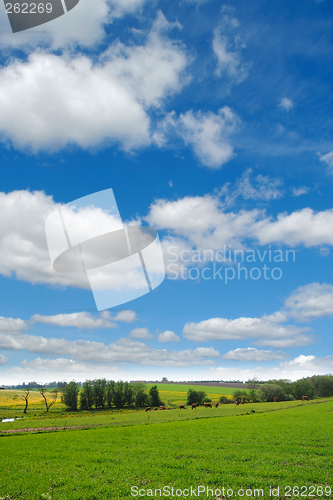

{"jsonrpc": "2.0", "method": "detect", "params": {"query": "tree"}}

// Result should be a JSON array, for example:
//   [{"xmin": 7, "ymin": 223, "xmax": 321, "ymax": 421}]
[
  {"xmin": 162, "ymin": 377, "xmax": 168, "ymax": 382},
  {"xmin": 123, "ymin": 382, "xmax": 134, "ymax": 406},
  {"xmin": 22, "ymin": 388, "xmax": 30, "ymax": 414},
  {"xmin": 246, "ymin": 378, "xmax": 259, "ymax": 402},
  {"xmin": 149, "ymin": 385, "xmax": 161, "ymax": 407},
  {"xmin": 113, "ymin": 381, "xmax": 125, "ymax": 407},
  {"xmin": 257, "ymin": 383, "xmax": 289, "ymax": 402},
  {"xmin": 132, "ymin": 382, "xmax": 149, "ymax": 407},
  {"xmin": 39, "ymin": 386, "xmax": 58, "ymax": 412},
  {"xmin": 106, "ymin": 380, "xmax": 115, "ymax": 408},
  {"xmin": 93, "ymin": 379, "xmax": 106, "ymax": 409},
  {"xmin": 61, "ymin": 381, "xmax": 79, "ymax": 411},
  {"xmin": 186, "ymin": 388, "xmax": 207, "ymax": 405},
  {"xmin": 80, "ymin": 380, "xmax": 94, "ymax": 410},
  {"xmin": 292, "ymin": 378, "xmax": 313, "ymax": 400}
]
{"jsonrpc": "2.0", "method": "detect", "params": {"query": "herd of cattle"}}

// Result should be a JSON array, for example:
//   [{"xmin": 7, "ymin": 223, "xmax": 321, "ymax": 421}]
[
  {"xmin": 145, "ymin": 396, "xmax": 310, "ymax": 411},
  {"xmin": 145, "ymin": 402, "xmax": 219, "ymax": 412}
]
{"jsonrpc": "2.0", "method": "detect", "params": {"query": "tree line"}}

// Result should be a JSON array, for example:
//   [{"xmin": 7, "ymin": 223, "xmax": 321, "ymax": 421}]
[
  {"xmin": 61, "ymin": 380, "xmax": 163, "ymax": 411},
  {"xmin": 230, "ymin": 375, "xmax": 333, "ymax": 403}
]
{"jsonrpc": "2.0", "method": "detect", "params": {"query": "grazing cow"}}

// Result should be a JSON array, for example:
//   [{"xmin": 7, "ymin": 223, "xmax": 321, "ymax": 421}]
[
  {"xmin": 145, "ymin": 407, "xmax": 151, "ymax": 412},
  {"xmin": 154, "ymin": 407, "xmax": 158, "ymax": 411},
  {"xmin": 204, "ymin": 403, "xmax": 212, "ymax": 408},
  {"xmin": 179, "ymin": 404, "xmax": 185, "ymax": 409},
  {"xmin": 215, "ymin": 402, "xmax": 219, "ymax": 408},
  {"xmin": 274, "ymin": 397, "xmax": 279, "ymax": 402},
  {"xmin": 240, "ymin": 401, "xmax": 244, "ymax": 405},
  {"xmin": 160, "ymin": 406, "xmax": 166, "ymax": 410},
  {"xmin": 235, "ymin": 401, "xmax": 239, "ymax": 406},
  {"xmin": 191, "ymin": 403, "xmax": 197, "ymax": 410},
  {"xmin": 302, "ymin": 396, "xmax": 309, "ymax": 401}
]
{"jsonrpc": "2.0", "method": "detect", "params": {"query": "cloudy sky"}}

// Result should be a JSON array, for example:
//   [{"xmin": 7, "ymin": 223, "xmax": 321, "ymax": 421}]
[{"xmin": 1, "ymin": 0, "xmax": 333, "ymax": 385}]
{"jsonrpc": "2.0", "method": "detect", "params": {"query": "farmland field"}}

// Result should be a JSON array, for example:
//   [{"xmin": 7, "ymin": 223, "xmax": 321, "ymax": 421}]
[{"xmin": 0, "ymin": 392, "xmax": 332, "ymax": 499}]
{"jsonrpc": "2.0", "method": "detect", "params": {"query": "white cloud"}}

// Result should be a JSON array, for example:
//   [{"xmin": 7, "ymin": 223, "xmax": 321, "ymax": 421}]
[
  {"xmin": 285, "ymin": 283, "xmax": 333, "ymax": 322},
  {"xmin": 279, "ymin": 354, "xmax": 333, "ymax": 376},
  {"xmin": 222, "ymin": 347, "xmax": 287, "ymax": 362},
  {"xmin": 0, "ymin": 0, "xmax": 148, "ymax": 51},
  {"xmin": 129, "ymin": 327, "xmax": 154, "ymax": 340},
  {"xmin": 291, "ymin": 186, "xmax": 310, "ymax": 197},
  {"xmin": 162, "ymin": 107, "xmax": 238, "ymax": 169},
  {"xmin": 212, "ymin": 6, "xmax": 248, "ymax": 82},
  {"xmin": 183, "ymin": 316, "xmax": 312, "ymax": 348},
  {"xmin": 319, "ymin": 151, "xmax": 333, "ymax": 175},
  {"xmin": 0, "ymin": 317, "xmax": 28, "ymax": 333},
  {"xmin": 158, "ymin": 330, "xmax": 181, "ymax": 343},
  {"xmin": 101, "ymin": 310, "xmax": 137, "ymax": 323},
  {"xmin": 279, "ymin": 98, "xmax": 294, "ymax": 112},
  {"xmin": 222, "ymin": 168, "xmax": 284, "ymax": 203},
  {"xmin": 0, "ymin": 354, "xmax": 8, "ymax": 366},
  {"xmin": 206, "ymin": 352, "xmax": 333, "ymax": 382},
  {"xmin": 31, "ymin": 312, "xmax": 116, "ymax": 329},
  {"xmin": 0, "ymin": 332, "xmax": 219, "ymax": 367},
  {"xmin": 0, "ymin": 13, "xmax": 188, "ymax": 152}
]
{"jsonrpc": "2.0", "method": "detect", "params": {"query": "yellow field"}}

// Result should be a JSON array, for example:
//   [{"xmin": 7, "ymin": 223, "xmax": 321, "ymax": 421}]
[{"xmin": 0, "ymin": 389, "xmax": 60, "ymax": 408}]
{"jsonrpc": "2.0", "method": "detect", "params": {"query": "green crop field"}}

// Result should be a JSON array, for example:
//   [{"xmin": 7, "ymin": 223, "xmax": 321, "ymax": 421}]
[{"xmin": 0, "ymin": 396, "xmax": 332, "ymax": 500}]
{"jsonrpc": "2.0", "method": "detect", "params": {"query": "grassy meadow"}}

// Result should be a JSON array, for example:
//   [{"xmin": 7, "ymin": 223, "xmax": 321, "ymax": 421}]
[{"xmin": 0, "ymin": 385, "xmax": 333, "ymax": 499}]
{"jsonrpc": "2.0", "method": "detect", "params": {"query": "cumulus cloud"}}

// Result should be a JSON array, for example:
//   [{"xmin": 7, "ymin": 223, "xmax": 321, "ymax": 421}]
[
  {"xmin": 0, "ymin": 13, "xmax": 188, "ymax": 152},
  {"xmin": 101, "ymin": 310, "xmax": 137, "ymax": 323},
  {"xmin": 158, "ymin": 330, "xmax": 181, "ymax": 343},
  {"xmin": 222, "ymin": 347, "xmax": 287, "ymax": 362},
  {"xmin": 0, "ymin": 316, "xmax": 28, "ymax": 333},
  {"xmin": 0, "ymin": 354, "xmax": 8, "ymax": 366},
  {"xmin": 212, "ymin": 6, "xmax": 248, "ymax": 82},
  {"xmin": 183, "ymin": 315, "xmax": 312, "ymax": 348},
  {"xmin": 285, "ymin": 283, "xmax": 333, "ymax": 322},
  {"xmin": 129, "ymin": 327, "xmax": 154, "ymax": 340},
  {"xmin": 31, "ymin": 312, "xmax": 117, "ymax": 329},
  {"xmin": 161, "ymin": 107, "xmax": 238, "ymax": 169},
  {"xmin": 0, "ymin": 331, "xmax": 219, "ymax": 367},
  {"xmin": 279, "ymin": 98, "xmax": 294, "ymax": 112}
]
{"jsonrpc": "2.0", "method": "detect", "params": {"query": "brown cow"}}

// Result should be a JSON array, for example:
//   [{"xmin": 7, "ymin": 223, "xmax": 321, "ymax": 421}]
[
  {"xmin": 302, "ymin": 396, "xmax": 309, "ymax": 401},
  {"xmin": 154, "ymin": 407, "xmax": 158, "ymax": 411},
  {"xmin": 191, "ymin": 403, "xmax": 197, "ymax": 410},
  {"xmin": 145, "ymin": 407, "xmax": 151, "ymax": 412},
  {"xmin": 235, "ymin": 401, "xmax": 239, "ymax": 405},
  {"xmin": 215, "ymin": 402, "xmax": 219, "ymax": 408},
  {"xmin": 204, "ymin": 403, "xmax": 212, "ymax": 408},
  {"xmin": 160, "ymin": 406, "xmax": 166, "ymax": 410},
  {"xmin": 179, "ymin": 404, "xmax": 185, "ymax": 409},
  {"xmin": 274, "ymin": 397, "xmax": 279, "ymax": 402},
  {"xmin": 240, "ymin": 401, "xmax": 244, "ymax": 405}
]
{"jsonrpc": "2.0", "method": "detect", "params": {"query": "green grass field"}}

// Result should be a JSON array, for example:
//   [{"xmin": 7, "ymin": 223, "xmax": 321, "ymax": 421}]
[{"xmin": 0, "ymin": 388, "xmax": 332, "ymax": 499}]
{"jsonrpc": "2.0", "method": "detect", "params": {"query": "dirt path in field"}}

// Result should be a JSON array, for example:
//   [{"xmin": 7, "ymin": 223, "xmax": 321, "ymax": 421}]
[{"xmin": 0, "ymin": 425, "xmax": 86, "ymax": 435}]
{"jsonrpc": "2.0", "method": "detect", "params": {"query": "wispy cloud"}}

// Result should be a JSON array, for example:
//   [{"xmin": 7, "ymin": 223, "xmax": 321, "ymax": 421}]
[{"xmin": 212, "ymin": 6, "xmax": 249, "ymax": 83}]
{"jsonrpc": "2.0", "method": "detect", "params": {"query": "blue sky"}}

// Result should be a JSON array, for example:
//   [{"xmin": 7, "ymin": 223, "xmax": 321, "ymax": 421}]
[{"xmin": 1, "ymin": 0, "xmax": 333, "ymax": 384}]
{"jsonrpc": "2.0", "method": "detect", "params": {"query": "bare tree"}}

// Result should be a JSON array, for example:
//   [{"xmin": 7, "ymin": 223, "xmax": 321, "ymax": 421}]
[
  {"xmin": 39, "ymin": 386, "xmax": 58, "ymax": 412},
  {"xmin": 22, "ymin": 388, "xmax": 30, "ymax": 414}
]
